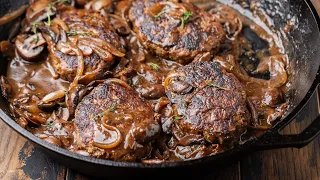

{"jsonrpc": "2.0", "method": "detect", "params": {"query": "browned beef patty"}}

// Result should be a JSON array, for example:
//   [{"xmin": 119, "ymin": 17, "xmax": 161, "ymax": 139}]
[
  {"xmin": 74, "ymin": 79, "xmax": 160, "ymax": 161},
  {"xmin": 129, "ymin": 0, "xmax": 225, "ymax": 64},
  {"xmin": 48, "ymin": 9, "xmax": 125, "ymax": 83},
  {"xmin": 164, "ymin": 61, "xmax": 250, "ymax": 145}
]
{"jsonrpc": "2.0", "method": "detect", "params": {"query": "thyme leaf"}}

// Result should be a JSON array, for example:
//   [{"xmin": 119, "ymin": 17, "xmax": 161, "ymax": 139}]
[
  {"xmin": 66, "ymin": 30, "xmax": 90, "ymax": 36},
  {"xmin": 206, "ymin": 81, "xmax": 229, "ymax": 90},
  {"xmin": 180, "ymin": 11, "xmax": 192, "ymax": 28},
  {"xmin": 147, "ymin": 63, "xmax": 160, "ymax": 71},
  {"xmin": 46, "ymin": 121, "xmax": 54, "ymax": 130},
  {"xmin": 32, "ymin": 22, "xmax": 39, "ymax": 44},
  {"xmin": 174, "ymin": 115, "xmax": 181, "ymax": 123}
]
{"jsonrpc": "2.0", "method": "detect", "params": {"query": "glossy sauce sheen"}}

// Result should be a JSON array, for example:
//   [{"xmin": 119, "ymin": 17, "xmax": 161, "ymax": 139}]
[{"xmin": 2, "ymin": 1, "xmax": 290, "ymax": 162}]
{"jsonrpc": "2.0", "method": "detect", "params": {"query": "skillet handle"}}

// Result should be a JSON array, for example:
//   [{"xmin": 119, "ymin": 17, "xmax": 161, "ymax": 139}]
[
  {"xmin": 254, "ymin": 86, "xmax": 320, "ymax": 150},
  {"xmin": 255, "ymin": 116, "xmax": 320, "ymax": 150}
]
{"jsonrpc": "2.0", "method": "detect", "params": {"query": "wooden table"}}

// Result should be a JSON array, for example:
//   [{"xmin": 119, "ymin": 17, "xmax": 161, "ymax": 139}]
[{"xmin": 1, "ymin": 1, "xmax": 320, "ymax": 179}]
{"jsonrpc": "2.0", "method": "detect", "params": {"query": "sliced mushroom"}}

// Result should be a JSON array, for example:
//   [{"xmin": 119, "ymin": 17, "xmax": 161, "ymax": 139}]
[
  {"xmin": 43, "ymin": 136, "xmax": 62, "ymax": 147},
  {"xmin": 15, "ymin": 33, "xmax": 46, "ymax": 61},
  {"xmin": 28, "ymin": 113, "xmax": 47, "ymax": 125},
  {"xmin": 66, "ymin": 84, "xmax": 87, "ymax": 116},
  {"xmin": 26, "ymin": 0, "xmax": 56, "ymax": 23},
  {"xmin": 0, "ymin": 76, "xmax": 13, "ymax": 100},
  {"xmin": 39, "ymin": 25, "xmax": 59, "ymax": 43},
  {"xmin": 108, "ymin": 14, "xmax": 131, "ymax": 35},
  {"xmin": 37, "ymin": 101, "xmax": 58, "ymax": 112}
]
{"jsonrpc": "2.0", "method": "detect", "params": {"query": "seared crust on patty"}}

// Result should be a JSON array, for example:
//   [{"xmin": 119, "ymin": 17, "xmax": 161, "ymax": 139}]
[
  {"xmin": 129, "ymin": 0, "xmax": 225, "ymax": 64},
  {"xmin": 48, "ymin": 9, "xmax": 125, "ymax": 83},
  {"xmin": 164, "ymin": 61, "xmax": 250, "ymax": 145},
  {"xmin": 74, "ymin": 79, "xmax": 160, "ymax": 161}
]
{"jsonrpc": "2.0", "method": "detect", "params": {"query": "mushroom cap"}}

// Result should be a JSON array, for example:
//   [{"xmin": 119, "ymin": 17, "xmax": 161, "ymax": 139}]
[{"xmin": 15, "ymin": 33, "xmax": 46, "ymax": 61}]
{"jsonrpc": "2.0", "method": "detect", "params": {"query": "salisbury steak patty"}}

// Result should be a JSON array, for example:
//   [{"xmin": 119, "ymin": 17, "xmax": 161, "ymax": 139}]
[
  {"xmin": 164, "ymin": 61, "xmax": 250, "ymax": 145},
  {"xmin": 129, "ymin": 0, "xmax": 225, "ymax": 64},
  {"xmin": 74, "ymin": 79, "xmax": 160, "ymax": 161},
  {"xmin": 47, "ymin": 9, "xmax": 125, "ymax": 83}
]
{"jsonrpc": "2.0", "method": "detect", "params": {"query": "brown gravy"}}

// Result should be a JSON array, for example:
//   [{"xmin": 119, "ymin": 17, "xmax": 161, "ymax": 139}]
[{"xmin": 1, "ymin": 1, "xmax": 290, "ymax": 162}]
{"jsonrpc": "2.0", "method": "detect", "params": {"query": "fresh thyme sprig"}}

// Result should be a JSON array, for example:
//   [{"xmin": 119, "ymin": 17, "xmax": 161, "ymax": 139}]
[
  {"xmin": 92, "ymin": 103, "xmax": 118, "ymax": 121},
  {"xmin": 44, "ymin": 13, "xmax": 52, "ymax": 26}
]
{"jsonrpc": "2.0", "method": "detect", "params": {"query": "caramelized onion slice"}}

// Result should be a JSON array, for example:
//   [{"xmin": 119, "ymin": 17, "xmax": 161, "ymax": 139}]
[
  {"xmin": 91, "ymin": 0, "xmax": 112, "ymax": 11},
  {"xmin": 78, "ymin": 41, "xmax": 112, "ymax": 61},
  {"xmin": 78, "ymin": 37, "xmax": 125, "ymax": 57},
  {"xmin": 68, "ymin": 43, "xmax": 85, "ymax": 88},
  {"xmin": 78, "ymin": 45, "xmax": 93, "ymax": 56},
  {"xmin": 52, "ymin": 17, "xmax": 70, "ymax": 32},
  {"xmin": 105, "ymin": 78, "xmax": 132, "ymax": 89},
  {"xmin": 0, "ymin": 4, "xmax": 28, "ymax": 26},
  {"xmin": 56, "ymin": 41, "xmax": 73, "ymax": 54},
  {"xmin": 41, "ymin": 90, "xmax": 66, "ymax": 103},
  {"xmin": 93, "ymin": 124, "xmax": 122, "ymax": 149},
  {"xmin": 84, "ymin": 1, "xmax": 94, "ymax": 9},
  {"xmin": 225, "ymin": 17, "xmax": 243, "ymax": 40},
  {"xmin": 164, "ymin": 71, "xmax": 187, "ymax": 87},
  {"xmin": 267, "ymin": 59, "xmax": 287, "ymax": 88}
]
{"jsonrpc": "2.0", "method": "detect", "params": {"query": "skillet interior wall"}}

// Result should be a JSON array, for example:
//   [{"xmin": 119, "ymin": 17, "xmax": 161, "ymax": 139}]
[
  {"xmin": 222, "ymin": 0, "xmax": 320, "ymax": 121},
  {"xmin": 262, "ymin": 0, "xmax": 320, "ymax": 118}
]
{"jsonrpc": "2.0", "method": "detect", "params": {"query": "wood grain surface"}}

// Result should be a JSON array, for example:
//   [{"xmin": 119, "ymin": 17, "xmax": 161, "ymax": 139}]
[{"xmin": 0, "ymin": 0, "xmax": 319, "ymax": 180}]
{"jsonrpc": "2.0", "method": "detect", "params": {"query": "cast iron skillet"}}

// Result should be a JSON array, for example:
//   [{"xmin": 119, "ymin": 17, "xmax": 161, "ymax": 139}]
[{"xmin": 1, "ymin": 0, "xmax": 320, "ymax": 178}]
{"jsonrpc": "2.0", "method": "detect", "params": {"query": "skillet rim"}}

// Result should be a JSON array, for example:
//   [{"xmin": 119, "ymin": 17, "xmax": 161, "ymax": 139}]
[{"xmin": 0, "ymin": 0, "xmax": 319, "ymax": 169}]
